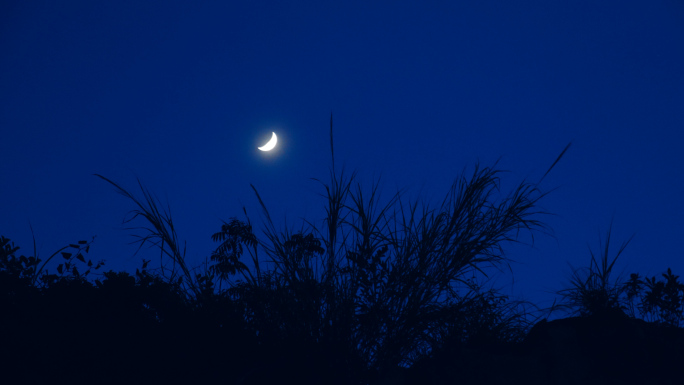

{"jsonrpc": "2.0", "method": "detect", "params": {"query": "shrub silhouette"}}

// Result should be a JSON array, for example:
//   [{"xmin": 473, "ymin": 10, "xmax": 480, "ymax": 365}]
[
  {"xmin": 0, "ymin": 236, "xmax": 259, "ymax": 384},
  {"xmin": 624, "ymin": 268, "xmax": 684, "ymax": 327}
]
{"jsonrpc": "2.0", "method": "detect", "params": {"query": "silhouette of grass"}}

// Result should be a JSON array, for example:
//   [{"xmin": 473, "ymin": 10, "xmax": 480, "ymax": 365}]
[
  {"xmin": 94, "ymin": 174, "xmax": 201, "ymax": 299},
  {"xmin": 89, "ymin": 118, "xmax": 571, "ymax": 382},
  {"xmin": 556, "ymin": 222, "xmax": 634, "ymax": 317},
  {"xmin": 225, "ymin": 119, "xmax": 568, "ymax": 376}
]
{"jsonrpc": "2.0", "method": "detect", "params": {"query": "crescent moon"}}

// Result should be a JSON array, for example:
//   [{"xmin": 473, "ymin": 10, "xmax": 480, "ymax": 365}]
[{"xmin": 258, "ymin": 132, "xmax": 277, "ymax": 151}]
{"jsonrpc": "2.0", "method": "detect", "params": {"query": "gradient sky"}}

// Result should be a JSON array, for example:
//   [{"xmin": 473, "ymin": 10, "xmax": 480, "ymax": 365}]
[{"xmin": 2, "ymin": 0, "xmax": 683, "ymax": 315}]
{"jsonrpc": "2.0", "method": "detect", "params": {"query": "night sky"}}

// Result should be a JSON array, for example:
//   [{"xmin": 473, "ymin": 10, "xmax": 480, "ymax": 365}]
[{"xmin": 2, "ymin": 1, "xmax": 683, "ymax": 315}]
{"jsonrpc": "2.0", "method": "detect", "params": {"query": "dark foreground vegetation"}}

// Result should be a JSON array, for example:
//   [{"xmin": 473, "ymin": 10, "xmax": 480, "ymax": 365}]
[{"xmin": 2, "ymin": 137, "xmax": 683, "ymax": 384}]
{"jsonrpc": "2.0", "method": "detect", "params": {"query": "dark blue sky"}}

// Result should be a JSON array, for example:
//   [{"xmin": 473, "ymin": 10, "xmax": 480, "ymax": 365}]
[{"xmin": 2, "ymin": 1, "xmax": 683, "ymax": 313}]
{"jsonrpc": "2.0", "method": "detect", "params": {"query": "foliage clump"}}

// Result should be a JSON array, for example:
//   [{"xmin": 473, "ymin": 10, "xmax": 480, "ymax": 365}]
[{"xmin": 555, "ymin": 225, "xmax": 684, "ymax": 328}]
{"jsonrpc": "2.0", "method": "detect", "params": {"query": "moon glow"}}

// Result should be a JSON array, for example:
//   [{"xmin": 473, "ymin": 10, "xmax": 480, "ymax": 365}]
[{"xmin": 258, "ymin": 132, "xmax": 278, "ymax": 151}]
